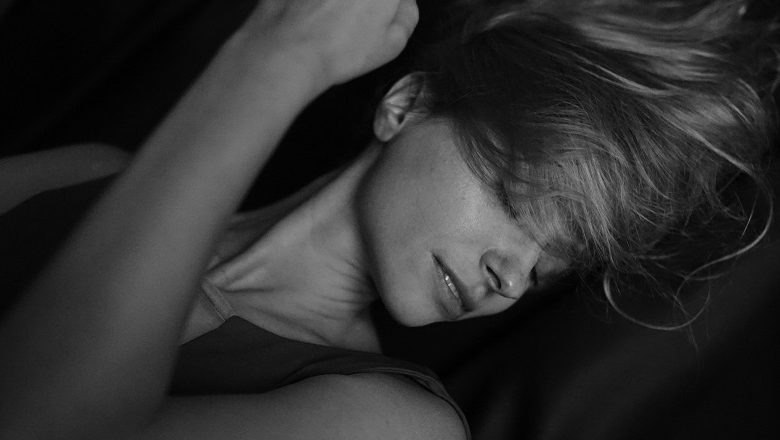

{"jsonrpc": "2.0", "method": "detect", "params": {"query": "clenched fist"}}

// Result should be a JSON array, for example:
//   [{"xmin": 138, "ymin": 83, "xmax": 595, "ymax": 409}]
[{"xmin": 237, "ymin": 0, "xmax": 419, "ymax": 87}]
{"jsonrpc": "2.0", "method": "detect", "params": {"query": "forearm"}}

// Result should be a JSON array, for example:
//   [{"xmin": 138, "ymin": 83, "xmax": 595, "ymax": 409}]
[
  {"xmin": 0, "ymin": 0, "xmax": 417, "ymax": 435},
  {"xmin": 0, "ymin": 36, "xmax": 324, "ymax": 439}
]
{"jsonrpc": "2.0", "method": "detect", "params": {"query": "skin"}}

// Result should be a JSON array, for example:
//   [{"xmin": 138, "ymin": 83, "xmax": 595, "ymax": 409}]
[
  {"xmin": 359, "ymin": 118, "xmax": 560, "ymax": 325},
  {"xmin": 0, "ymin": 0, "xmax": 564, "ymax": 437},
  {"xmin": 360, "ymin": 78, "xmax": 569, "ymax": 327},
  {"xmin": 191, "ymin": 75, "xmax": 570, "ymax": 352},
  {"xmin": 0, "ymin": 144, "xmax": 130, "ymax": 214},
  {"xmin": 0, "ymin": 1, "xmax": 451, "ymax": 439}
]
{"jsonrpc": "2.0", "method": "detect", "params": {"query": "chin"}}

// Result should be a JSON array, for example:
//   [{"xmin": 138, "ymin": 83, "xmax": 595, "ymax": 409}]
[
  {"xmin": 390, "ymin": 313, "xmax": 434, "ymax": 327},
  {"xmin": 380, "ymin": 294, "xmax": 441, "ymax": 327},
  {"xmin": 370, "ymin": 255, "xmax": 442, "ymax": 327}
]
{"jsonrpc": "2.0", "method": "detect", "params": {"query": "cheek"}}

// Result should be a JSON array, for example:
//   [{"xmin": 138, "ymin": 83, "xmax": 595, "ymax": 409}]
[
  {"xmin": 356, "ymin": 155, "xmax": 478, "ymax": 324},
  {"xmin": 356, "ymin": 163, "xmax": 502, "ymax": 325},
  {"xmin": 357, "ymin": 145, "xmax": 484, "ymax": 271},
  {"xmin": 354, "ymin": 158, "xmax": 431, "ymax": 322},
  {"xmin": 357, "ymin": 161, "xmax": 424, "ymax": 257}
]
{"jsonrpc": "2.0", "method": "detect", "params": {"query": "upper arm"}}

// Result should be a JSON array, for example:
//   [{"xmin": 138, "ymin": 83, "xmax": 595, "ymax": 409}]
[{"xmin": 138, "ymin": 374, "xmax": 466, "ymax": 440}]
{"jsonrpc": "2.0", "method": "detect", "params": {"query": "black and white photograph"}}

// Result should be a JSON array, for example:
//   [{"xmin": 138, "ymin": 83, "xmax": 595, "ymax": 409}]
[{"xmin": 1, "ymin": 0, "xmax": 778, "ymax": 438}]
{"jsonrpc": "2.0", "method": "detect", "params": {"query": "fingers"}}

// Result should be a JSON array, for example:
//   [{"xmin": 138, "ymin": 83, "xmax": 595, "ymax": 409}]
[{"xmin": 237, "ymin": 0, "xmax": 419, "ymax": 86}]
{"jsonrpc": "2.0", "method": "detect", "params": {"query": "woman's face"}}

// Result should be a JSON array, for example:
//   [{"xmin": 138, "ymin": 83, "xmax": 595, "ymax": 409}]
[{"xmin": 357, "ymin": 119, "xmax": 569, "ymax": 326}]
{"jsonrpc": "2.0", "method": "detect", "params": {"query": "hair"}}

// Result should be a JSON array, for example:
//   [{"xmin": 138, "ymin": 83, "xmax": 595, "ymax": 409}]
[{"xmin": 408, "ymin": 0, "xmax": 780, "ymax": 328}]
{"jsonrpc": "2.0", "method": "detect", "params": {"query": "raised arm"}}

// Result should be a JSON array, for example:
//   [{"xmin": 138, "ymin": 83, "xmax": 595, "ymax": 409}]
[{"xmin": 0, "ymin": 1, "xmax": 417, "ymax": 439}]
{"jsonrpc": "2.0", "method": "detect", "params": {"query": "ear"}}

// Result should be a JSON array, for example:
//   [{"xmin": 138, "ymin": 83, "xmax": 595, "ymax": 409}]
[{"xmin": 373, "ymin": 73, "xmax": 425, "ymax": 142}]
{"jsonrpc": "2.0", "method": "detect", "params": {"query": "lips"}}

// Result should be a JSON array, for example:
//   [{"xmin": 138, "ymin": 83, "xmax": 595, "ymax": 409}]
[{"xmin": 432, "ymin": 255, "xmax": 473, "ymax": 319}]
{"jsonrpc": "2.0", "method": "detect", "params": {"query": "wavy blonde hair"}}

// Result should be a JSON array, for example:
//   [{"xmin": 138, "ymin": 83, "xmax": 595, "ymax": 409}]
[{"xmin": 413, "ymin": 0, "xmax": 779, "ymax": 328}]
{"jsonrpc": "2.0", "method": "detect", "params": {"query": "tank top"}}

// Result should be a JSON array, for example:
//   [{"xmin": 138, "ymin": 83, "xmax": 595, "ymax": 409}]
[
  {"xmin": 170, "ymin": 277, "xmax": 472, "ymax": 439},
  {"xmin": 0, "ymin": 177, "xmax": 471, "ymax": 438}
]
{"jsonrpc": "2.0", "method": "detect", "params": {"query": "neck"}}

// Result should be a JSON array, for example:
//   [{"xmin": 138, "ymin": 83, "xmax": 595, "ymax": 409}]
[{"xmin": 210, "ymin": 143, "xmax": 383, "ymax": 352}]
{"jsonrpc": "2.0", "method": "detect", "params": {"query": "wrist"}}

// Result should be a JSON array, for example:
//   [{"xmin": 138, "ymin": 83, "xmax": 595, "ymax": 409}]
[{"xmin": 221, "ymin": 30, "xmax": 334, "ymax": 100}]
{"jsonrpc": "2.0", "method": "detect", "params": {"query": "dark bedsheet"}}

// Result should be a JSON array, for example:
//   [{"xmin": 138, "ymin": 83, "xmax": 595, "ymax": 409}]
[{"xmin": 2, "ymin": 1, "xmax": 779, "ymax": 439}]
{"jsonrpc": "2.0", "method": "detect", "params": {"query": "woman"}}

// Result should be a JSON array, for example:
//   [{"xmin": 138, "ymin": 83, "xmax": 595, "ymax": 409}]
[{"xmin": 0, "ymin": 0, "xmax": 777, "ymax": 438}]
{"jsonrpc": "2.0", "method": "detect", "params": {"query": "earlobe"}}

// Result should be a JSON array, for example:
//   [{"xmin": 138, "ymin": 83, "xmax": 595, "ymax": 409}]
[{"xmin": 373, "ymin": 73, "xmax": 425, "ymax": 142}]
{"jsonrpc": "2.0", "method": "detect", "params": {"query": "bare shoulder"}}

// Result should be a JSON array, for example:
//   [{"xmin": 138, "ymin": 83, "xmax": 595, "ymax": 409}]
[
  {"xmin": 143, "ymin": 373, "xmax": 467, "ymax": 440},
  {"xmin": 321, "ymin": 373, "xmax": 468, "ymax": 440}
]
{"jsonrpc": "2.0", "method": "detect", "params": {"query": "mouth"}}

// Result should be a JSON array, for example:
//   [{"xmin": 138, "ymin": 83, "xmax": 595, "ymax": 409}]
[{"xmin": 432, "ymin": 255, "xmax": 469, "ymax": 319}]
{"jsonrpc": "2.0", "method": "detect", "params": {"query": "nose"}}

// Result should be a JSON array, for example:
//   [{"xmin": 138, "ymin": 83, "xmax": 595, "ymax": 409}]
[{"xmin": 479, "ymin": 247, "xmax": 537, "ymax": 300}]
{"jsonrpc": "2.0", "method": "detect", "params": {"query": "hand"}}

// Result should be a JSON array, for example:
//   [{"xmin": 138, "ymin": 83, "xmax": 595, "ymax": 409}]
[{"xmin": 238, "ymin": 0, "xmax": 419, "ymax": 87}]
